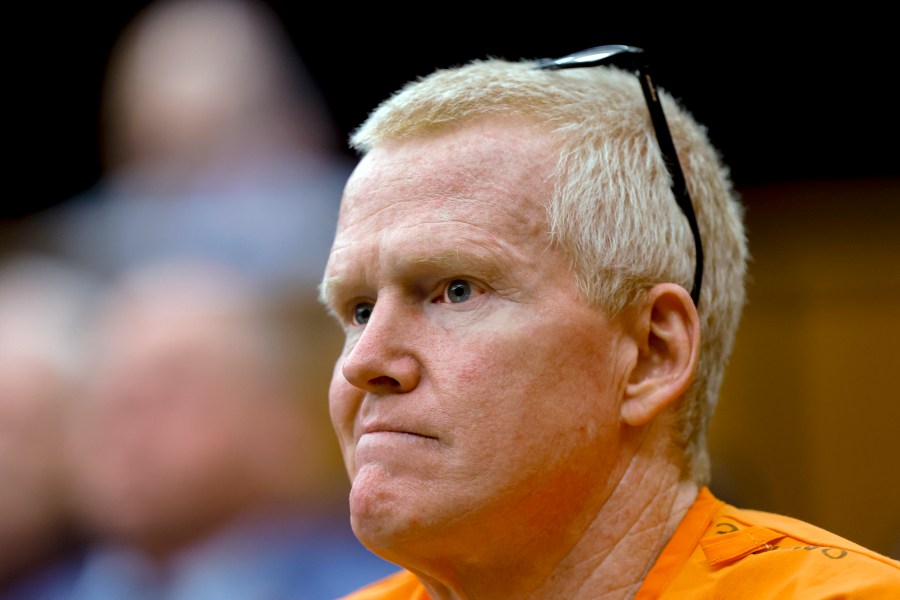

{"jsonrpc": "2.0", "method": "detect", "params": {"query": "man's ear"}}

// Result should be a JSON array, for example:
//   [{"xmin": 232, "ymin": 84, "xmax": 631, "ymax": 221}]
[{"xmin": 621, "ymin": 283, "xmax": 700, "ymax": 427}]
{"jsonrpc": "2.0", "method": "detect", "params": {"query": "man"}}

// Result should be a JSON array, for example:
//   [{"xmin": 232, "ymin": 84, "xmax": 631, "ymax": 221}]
[{"xmin": 318, "ymin": 46, "xmax": 900, "ymax": 599}]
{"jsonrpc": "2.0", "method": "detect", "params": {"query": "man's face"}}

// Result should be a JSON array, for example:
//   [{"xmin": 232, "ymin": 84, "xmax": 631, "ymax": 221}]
[{"xmin": 323, "ymin": 119, "xmax": 632, "ymax": 563}]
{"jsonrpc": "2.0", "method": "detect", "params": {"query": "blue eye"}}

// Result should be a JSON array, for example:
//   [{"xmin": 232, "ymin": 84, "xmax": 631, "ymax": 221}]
[
  {"xmin": 353, "ymin": 302, "xmax": 374, "ymax": 325},
  {"xmin": 445, "ymin": 280, "xmax": 472, "ymax": 303}
]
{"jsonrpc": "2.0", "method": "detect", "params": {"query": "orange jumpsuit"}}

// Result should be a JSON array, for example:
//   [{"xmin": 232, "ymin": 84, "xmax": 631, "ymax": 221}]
[{"xmin": 339, "ymin": 487, "xmax": 900, "ymax": 599}]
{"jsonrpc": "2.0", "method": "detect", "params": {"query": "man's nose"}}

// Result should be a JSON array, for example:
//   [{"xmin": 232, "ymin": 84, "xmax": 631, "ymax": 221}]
[{"xmin": 341, "ymin": 298, "xmax": 421, "ymax": 395}]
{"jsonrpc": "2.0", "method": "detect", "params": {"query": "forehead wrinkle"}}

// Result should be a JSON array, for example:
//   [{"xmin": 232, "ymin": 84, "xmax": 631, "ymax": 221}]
[{"xmin": 342, "ymin": 127, "xmax": 551, "ymax": 229}]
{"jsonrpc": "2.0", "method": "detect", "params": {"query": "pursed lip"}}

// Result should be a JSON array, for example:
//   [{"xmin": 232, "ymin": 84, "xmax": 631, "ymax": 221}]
[{"xmin": 356, "ymin": 420, "xmax": 439, "ymax": 442}]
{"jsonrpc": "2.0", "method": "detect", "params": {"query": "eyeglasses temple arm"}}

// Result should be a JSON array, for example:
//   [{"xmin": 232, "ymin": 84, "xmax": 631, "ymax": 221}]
[
  {"xmin": 538, "ymin": 49, "xmax": 704, "ymax": 306},
  {"xmin": 634, "ymin": 61, "xmax": 704, "ymax": 306}
]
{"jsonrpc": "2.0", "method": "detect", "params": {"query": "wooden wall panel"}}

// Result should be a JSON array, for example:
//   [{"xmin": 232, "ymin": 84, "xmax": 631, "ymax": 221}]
[{"xmin": 709, "ymin": 178, "xmax": 900, "ymax": 559}]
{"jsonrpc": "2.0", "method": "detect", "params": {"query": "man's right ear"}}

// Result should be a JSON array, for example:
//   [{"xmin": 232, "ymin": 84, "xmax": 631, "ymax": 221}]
[{"xmin": 620, "ymin": 283, "xmax": 700, "ymax": 427}]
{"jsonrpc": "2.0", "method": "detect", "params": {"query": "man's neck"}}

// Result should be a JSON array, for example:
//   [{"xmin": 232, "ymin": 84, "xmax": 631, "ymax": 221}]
[
  {"xmin": 559, "ymin": 472, "xmax": 699, "ymax": 599},
  {"xmin": 416, "ymin": 432, "xmax": 700, "ymax": 600}
]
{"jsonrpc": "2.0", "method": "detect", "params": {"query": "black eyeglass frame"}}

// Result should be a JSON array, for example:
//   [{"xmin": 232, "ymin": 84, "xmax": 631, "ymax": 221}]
[{"xmin": 536, "ymin": 44, "xmax": 704, "ymax": 307}]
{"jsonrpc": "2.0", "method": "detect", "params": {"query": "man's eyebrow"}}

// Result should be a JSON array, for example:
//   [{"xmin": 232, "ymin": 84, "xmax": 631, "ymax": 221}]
[
  {"xmin": 317, "ymin": 278, "xmax": 337, "ymax": 311},
  {"xmin": 403, "ymin": 248, "xmax": 501, "ymax": 271},
  {"xmin": 319, "ymin": 275, "xmax": 361, "ymax": 317},
  {"xmin": 319, "ymin": 247, "xmax": 510, "ymax": 309},
  {"xmin": 398, "ymin": 246, "xmax": 513, "ymax": 284}
]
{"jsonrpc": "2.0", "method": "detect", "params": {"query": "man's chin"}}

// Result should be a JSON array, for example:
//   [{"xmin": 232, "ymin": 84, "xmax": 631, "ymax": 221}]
[
  {"xmin": 349, "ymin": 465, "xmax": 399, "ymax": 532},
  {"xmin": 347, "ymin": 465, "xmax": 429, "ymax": 556}
]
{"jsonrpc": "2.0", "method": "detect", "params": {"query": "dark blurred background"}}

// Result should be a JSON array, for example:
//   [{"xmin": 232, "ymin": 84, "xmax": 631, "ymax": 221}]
[
  {"xmin": 7, "ymin": 5, "xmax": 899, "ymax": 220},
  {"xmin": 5, "ymin": 2, "xmax": 899, "ymax": 563}
]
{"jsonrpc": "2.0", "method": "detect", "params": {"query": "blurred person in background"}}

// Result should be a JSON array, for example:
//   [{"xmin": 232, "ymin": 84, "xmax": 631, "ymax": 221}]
[
  {"xmin": 0, "ymin": 254, "xmax": 100, "ymax": 599},
  {"xmin": 15, "ymin": 0, "xmax": 352, "ymax": 302},
  {"xmin": 64, "ymin": 259, "xmax": 397, "ymax": 600},
  {"xmin": 2, "ymin": 1, "xmax": 399, "ymax": 597}
]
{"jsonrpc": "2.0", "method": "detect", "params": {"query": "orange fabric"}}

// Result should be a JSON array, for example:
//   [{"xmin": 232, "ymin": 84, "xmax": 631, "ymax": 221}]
[
  {"xmin": 698, "ymin": 525, "xmax": 784, "ymax": 567},
  {"xmin": 337, "ymin": 569, "xmax": 425, "ymax": 600},
  {"xmin": 339, "ymin": 488, "xmax": 900, "ymax": 599},
  {"xmin": 635, "ymin": 487, "xmax": 900, "ymax": 599}
]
